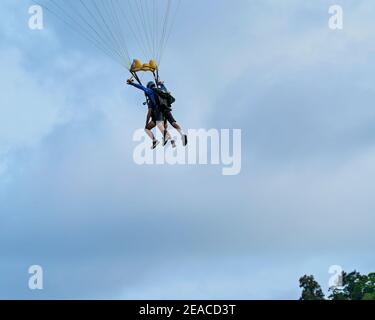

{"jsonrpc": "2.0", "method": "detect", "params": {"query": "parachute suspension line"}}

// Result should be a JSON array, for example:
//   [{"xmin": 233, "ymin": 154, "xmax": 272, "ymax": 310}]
[
  {"xmin": 145, "ymin": 0, "xmax": 158, "ymax": 60},
  {"xmin": 74, "ymin": 0, "xmax": 124, "ymax": 62},
  {"xmin": 40, "ymin": 0, "xmax": 182, "ymax": 73},
  {"xmin": 152, "ymin": 0, "xmax": 157, "ymax": 61},
  {"xmin": 135, "ymin": 0, "xmax": 153, "ymax": 58},
  {"xmin": 146, "ymin": 0, "xmax": 156, "ymax": 60},
  {"xmin": 115, "ymin": 0, "xmax": 148, "ymax": 60},
  {"xmin": 130, "ymin": 0, "xmax": 147, "ymax": 54},
  {"xmin": 140, "ymin": 0, "xmax": 153, "ymax": 59},
  {"xmin": 95, "ymin": 0, "xmax": 128, "ymax": 62},
  {"xmin": 41, "ymin": 0, "xmax": 128, "ymax": 68},
  {"xmin": 47, "ymin": 0, "xmax": 111, "ymax": 56},
  {"xmin": 126, "ymin": 0, "xmax": 152, "ymax": 59},
  {"xmin": 101, "ymin": 0, "xmax": 132, "ymax": 65},
  {"xmin": 149, "ymin": 0, "xmax": 157, "ymax": 61},
  {"xmin": 64, "ymin": 0, "xmax": 126, "ymax": 65},
  {"xmin": 112, "ymin": 0, "xmax": 135, "ymax": 67},
  {"xmin": 94, "ymin": 0, "xmax": 123, "ymax": 60},
  {"xmin": 106, "ymin": 0, "xmax": 127, "ymax": 57},
  {"xmin": 85, "ymin": 0, "xmax": 129, "ymax": 65},
  {"xmin": 159, "ymin": 0, "xmax": 182, "ymax": 65},
  {"xmin": 155, "ymin": 0, "xmax": 160, "ymax": 62},
  {"xmin": 154, "ymin": 0, "xmax": 159, "ymax": 64},
  {"xmin": 40, "ymin": 3, "xmax": 115, "ymax": 66},
  {"xmin": 157, "ymin": 0, "xmax": 172, "ymax": 65},
  {"xmin": 108, "ymin": 0, "xmax": 132, "ymax": 65}
]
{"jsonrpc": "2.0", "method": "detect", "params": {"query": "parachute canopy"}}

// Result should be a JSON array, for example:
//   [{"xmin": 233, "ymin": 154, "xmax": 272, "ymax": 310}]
[
  {"xmin": 40, "ymin": 0, "xmax": 181, "ymax": 72},
  {"xmin": 130, "ymin": 58, "xmax": 158, "ymax": 73}
]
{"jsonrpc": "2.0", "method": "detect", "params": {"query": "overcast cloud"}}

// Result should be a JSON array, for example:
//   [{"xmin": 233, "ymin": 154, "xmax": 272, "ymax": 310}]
[{"xmin": 0, "ymin": 0, "xmax": 374, "ymax": 299}]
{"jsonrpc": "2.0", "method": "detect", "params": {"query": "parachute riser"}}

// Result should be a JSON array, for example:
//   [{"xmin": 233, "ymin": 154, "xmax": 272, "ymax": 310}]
[
  {"xmin": 129, "ymin": 70, "xmax": 160, "ymax": 88},
  {"xmin": 130, "ymin": 71, "xmax": 143, "ymax": 86},
  {"xmin": 129, "ymin": 59, "xmax": 160, "ymax": 105},
  {"xmin": 153, "ymin": 71, "xmax": 160, "ymax": 88}
]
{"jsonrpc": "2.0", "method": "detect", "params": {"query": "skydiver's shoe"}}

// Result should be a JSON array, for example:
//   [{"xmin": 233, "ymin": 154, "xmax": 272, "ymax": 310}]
[
  {"xmin": 182, "ymin": 135, "xmax": 188, "ymax": 147},
  {"xmin": 152, "ymin": 140, "xmax": 160, "ymax": 149},
  {"xmin": 163, "ymin": 137, "xmax": 170, "ymax": 147},
  {"xmin": 171, "ymin": 140, "xmax": 177, "ymax": 148}
]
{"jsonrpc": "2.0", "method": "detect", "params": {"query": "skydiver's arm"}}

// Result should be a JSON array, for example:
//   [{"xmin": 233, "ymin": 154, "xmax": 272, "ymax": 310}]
[{"xmin": 129, "ymin": 82, "xmax": 153, "ymax": 95}]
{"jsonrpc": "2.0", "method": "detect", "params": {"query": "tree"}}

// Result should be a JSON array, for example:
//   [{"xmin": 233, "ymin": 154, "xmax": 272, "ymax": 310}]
[
  {"xmin": 299, "ymin": 275, "xmax": 325, "ymax": 300},
  {"xmin": 328, "ymin": 271, "xmax": 375, "ymax": 300},
  {"xmin": 362, "ymin": 273, "xmax": 375, "ymax": 300},
  {"xmin": 298, "ymin": 271, "xmax": 375, "ymax": 300}
]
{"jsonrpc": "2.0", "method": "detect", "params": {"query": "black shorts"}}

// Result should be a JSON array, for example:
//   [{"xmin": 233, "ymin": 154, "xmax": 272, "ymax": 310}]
[
  {"xmin": 151, "ymin": 109, "xmax": 164, "ymax": 123},
  {"xmin": 163, "ymin": 110, "xmax": 176, "ymax": 125}
]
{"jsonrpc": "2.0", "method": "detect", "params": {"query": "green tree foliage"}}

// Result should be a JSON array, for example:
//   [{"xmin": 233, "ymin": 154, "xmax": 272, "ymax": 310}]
[
  {"xmin": 299, "ymin": 275, "xmax": 325, "ymax": 300},
  {"xmin": 299, "ymin": 271, "xmax": 375, "ymax": 300},
  {"xmin": 328, "ymin": 271, "xmax": 375, "ymax": 300}
]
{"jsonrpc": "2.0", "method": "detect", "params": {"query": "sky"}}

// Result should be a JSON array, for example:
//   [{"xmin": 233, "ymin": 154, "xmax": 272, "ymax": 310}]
[{"xmin": 0, "ymin": 0, "xmax": 375, "ymax": 299}]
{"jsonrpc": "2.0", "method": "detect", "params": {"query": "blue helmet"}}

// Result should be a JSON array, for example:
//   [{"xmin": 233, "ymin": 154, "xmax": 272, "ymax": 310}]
[{"xmin": 147, "ymin": 81, "xmax": 156, "ymax": 89}]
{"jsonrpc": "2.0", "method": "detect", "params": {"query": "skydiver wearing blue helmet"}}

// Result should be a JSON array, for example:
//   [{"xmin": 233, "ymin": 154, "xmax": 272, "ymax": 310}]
[{"xmin": 127, "ymin": 78, "xmax": 188, "ymax": 149}]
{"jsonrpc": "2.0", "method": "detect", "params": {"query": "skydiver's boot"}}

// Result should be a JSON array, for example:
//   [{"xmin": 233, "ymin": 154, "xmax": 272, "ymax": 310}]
[
  {"xmin": 163, "ymin": 136, "xmax": 170, "ymax": 147},
  {"xmin": 152, "ymin": 140, "xmax": 160, "ymax": 149},
  {"xmin": 182, "ymin": 135, "xmax": 188, "ymax": 147},
  {"xmin": 163, "ymin": 131, "xmax": 172, "ymax": 147},
  {"xmin": 175, "ymin": 126, "xmax": 188, "ymax": 147}
]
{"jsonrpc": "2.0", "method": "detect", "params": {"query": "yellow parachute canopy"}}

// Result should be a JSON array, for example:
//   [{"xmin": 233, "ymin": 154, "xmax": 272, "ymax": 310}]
[{"xmin": 130, "ymin": 59, "xmax": 158, "ymax": 73}]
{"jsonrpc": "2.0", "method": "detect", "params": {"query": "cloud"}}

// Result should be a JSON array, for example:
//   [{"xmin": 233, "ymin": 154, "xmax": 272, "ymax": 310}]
[{"xmin": 1, "ymin": 0, "xmax": 375, "ymax": 299}]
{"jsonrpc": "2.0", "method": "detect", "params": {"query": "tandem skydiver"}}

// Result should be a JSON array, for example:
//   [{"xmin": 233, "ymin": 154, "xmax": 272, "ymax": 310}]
[
  {"xmin": 127, "ymin": 79, "xmax": 188, "ymax": 148},
  {"xmin": 127, "ymin": 78, "xmax": 172, "ymax": 149}
]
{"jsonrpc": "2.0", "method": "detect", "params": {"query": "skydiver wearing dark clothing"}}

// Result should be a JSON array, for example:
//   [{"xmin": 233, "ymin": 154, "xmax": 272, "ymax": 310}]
[
  {"xmin": 127, "ymin": 79, "xmax": 188, "ymax": 148},
  {"xmin": 156, "ymin": 81, "xmax": 187, "ymax": 143},
  {"xmin": 127, "ymin": 79, "xmax": 171, "ymax": 149}
]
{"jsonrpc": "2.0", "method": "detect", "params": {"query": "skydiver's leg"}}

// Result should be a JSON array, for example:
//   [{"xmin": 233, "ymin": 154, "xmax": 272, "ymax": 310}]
[
  {"xmin": 146, "ymin": 121, "xmax": 160, "ymax": 149},
  {"xmin": 172, "ymin": 122, "xmax": 184, "ymax": 136},
  {"xmin": 145, "ymin": 121, "xmax": 156, "ymax": 141},
  {"xmin": 164, "ymin": 120, "xmax": 176, "ymax": 148},
  {"xmin": 156, "ymin": 121, "xmax": 172, "ymax": 146},
  {"xmin": 164, "ymin": 110, "xmax": 188, "ymax": 146},
  {"xmin": 153, "ymin": 110, "xmax": 172, "ymax": 147},
  {"xmin": 173, "ymin": 122, "xmax": 188, "ymax": 146}
]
